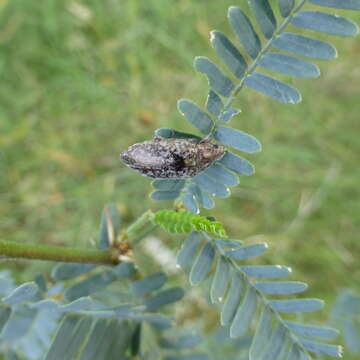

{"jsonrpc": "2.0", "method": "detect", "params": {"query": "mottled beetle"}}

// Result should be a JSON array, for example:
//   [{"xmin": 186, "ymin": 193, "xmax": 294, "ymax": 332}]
[{"xmin": 120, "ymin": 135, "xmax": 225, "ymax": 179}]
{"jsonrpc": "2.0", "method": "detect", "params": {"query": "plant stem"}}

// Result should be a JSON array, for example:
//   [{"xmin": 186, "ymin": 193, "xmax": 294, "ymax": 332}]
[
  {"xmin": 0, "ymin": 211, "xmax": 157, "ymax": 265},
  {"xmin": 123, "ymin": 210, "xmax": 154, "ymax": 239},
  {"xmin": 0, "ymin": 240, "xmax": 119, "ymax": 265}
]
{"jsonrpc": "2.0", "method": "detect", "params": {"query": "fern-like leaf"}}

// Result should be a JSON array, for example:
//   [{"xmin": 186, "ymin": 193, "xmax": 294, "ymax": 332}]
[
  {"xmin": 176, "ymin": 232, "xmax": 342, "ymax": 359},
  {"xmin": 150, "ymin": 0, "xmax": 360, "ymax": 212},
  {"xmin": 153, "ymin": 210, "xmax": 227, "ymax": 238}
]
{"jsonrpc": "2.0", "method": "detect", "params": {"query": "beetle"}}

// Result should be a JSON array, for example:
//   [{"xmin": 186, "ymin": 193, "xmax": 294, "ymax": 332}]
[{"xmin": 120, "ymin": 135, "xmax": 225, "ymax": 179}]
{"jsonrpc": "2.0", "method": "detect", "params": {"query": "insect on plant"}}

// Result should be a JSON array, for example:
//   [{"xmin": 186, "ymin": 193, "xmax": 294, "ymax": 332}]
[{"xmin": 1, "ymin": 1, "xmax": 360, "ymax": 359}]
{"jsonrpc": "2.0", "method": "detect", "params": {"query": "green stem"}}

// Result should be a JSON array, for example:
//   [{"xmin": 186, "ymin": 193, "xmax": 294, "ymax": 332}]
[
  {"xmin": 123, "ymin": 210, "xmax": 154, "ymax": 239},
  {"xmin": 0, "ymin": 240, "xmax": 119, "ymax": 265},
  {"xmin": 0, "ymin": 210, "xmax": 157, "ymax": 265}
]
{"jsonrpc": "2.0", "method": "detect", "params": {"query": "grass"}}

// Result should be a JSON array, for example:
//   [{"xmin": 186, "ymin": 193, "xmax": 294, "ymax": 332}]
[{"xmin": 0, "ymin": 0, "xmax": 360, "ymax": 356}]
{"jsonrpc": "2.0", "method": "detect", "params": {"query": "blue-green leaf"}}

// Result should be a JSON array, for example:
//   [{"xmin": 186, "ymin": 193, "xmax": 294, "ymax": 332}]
[
  {"xmin": 30, "ymin": 299, "xmax": 60, "ymax": 311},
  {"xmin": 214, "ymin": 238, "xmax": 243, "ymax": 248},
  {"xmin": 269, "ymin": 298, "xmax": 324, "ymax": 313},
  {"xmin": 60, "ymin": 297, "xmax": 95, "ymax": 313},
  {"xmin": 99, "ymin": 204, "xmax": 121, "ymax": 249},
  {"xmin": 210, "ymin": 31, "xmax": 247, "ymax": 78},
  {"xmin": 292, "ymin": 11, "xmax": 359, "ymax": 37},
  {"xmin": 151, "ymin": 191, "xmax": 181, "ymax": 201},
  {"xmin": 194, "ymin": 57, "xmax": 234, "ymax": 97},
  {"xmin": 221, "ymin": 272, "xmax": 244, "ymax": 326},
  {"xmin": 193, "ymin": 173, "xmax": 230, "ymax": 198},
  {"xmin": 245, "ymin": 72, "xmax": 301, "ymax": 104},
  {"xmin": 64, "ymin": 271, "xmax": 117, "ymax": 301},
  {"xmin": 249, "ymin": 0, "xmax": 277, "ymax": 38},
  {"xmin": 273, "ymin": 32, "xmax": 337, "ymax": 60},
  {"xmin": 79, "ymin": 319, "xmax": 131, "ymax": 360},
  {"xmin": 342, "ymin": 317, "xmax": 360, "ymax": 354},
  {"xmin": 129, "ymin": 313, "xmax": 172, "ymax": 330},
  {"xmin": 287, "ymin": 344, "xmax": 308, "ymax": 360},
  {"xmin": 131, "ymin": 272, "xmax": 167, "ymax": 297},
  {"xmin": 1, "ymin": 307, "xmax": 36, "ymax": 341},
  {"xmin": 249, "ymin": 307, "xmax": 273, "ymax": 360},
  {"xmin": 225, "ymin": 243, "xmax": 268, "ymax": 260},
  {"xmin": 284, "ymin": 321, "xmax": 339, "ymax": 339},
  {"xmin": 309, "ymin": 0, "xmax": 360, "ymax": 10},
  {"xmin": 215, "ymin": 125, "xmax": 261, "ymax": 153},
  {"xmin": 152, "ymin": 179, "xmax": 186, "ymax": 192},
  {"xmin": 144, "ymin": 287, "xmax": 184, "ymax": 311},
  {"xmin": 203, "ymin": 163, "xmax": 239, "ymax": 187},
  {"xmin": 160, "ymin": 334, "xmax": 203, "ymax": 349},
  {"xmin": 300, "ymin": 339, "xmax": 342, "ymax": 357},
  {"xmin": 112, "ymin": 261, "xmax": 136, "ymax": 277},
  {"xmin": 155, "ymin": 128, "xmax": 202, "ymax": 140},
  {"xmin": 189, "ymin": 243, "xmax": 215, "ymax": 285},
  {"xmin": 182, "ymin": 192, "xmax": 199, "ymax": 214},
  {"xmin": 254, "ymin": 281, "xmax": 308, "ymax": 295},
  {"xmin": 178, "ymin": 99, "xmax": 213, "ymax": 134},
  {"xmin": 165, "ymin": 355, "xmax": 208, "ymax": 360},
  {"xmin": 206, "ymin": 90, "xmax": 223, "ymax": 116},
  {"xmin": 265, "ymin": 324, "xmax": 287, "ymax": 359},
  {"xmin": 177, "ymin": 232, "xmax": 202, "ymax": 267},
  {"xmin": 258, "ymin": 53, "xmax": 320, "ymax": 78},
  {"xmin": 219, "ymin": 151, "xmax": 254, "ymax": 176},
  {"xmin": 219, "ymin": 108, "xmax": 240, "ymax": 123},
  {"xmin": 230, "ymin": 287, "xmax": 258, "ymax": 338},
  {"xmin": 228, "ymin": 6, "xmax": 261, "ymax": 59},
  {"xmin": 241, "ymin": 265, "xmax": 292, "ymax": 278},
  {"xmin": 279, "ymin": 0, "xmax": 295, "ymax": 17},
  {"xmin": 45, "ymin": 315, "xmax": 93, "ymax": 360},
  {"xmin": 211, "ymin": 256, "xmax": 230, "ymax": 304},
  {"xmin": 0, "ymin": 306, "xmax": 11, "ymax": 333},
  {"xmin": 51, "ymin": 264, "xmax": 95, "ymax": 281},
  {"xmin": 188, "ymin": 184, "xmax": 215, "ymax": 209},
  {"xmin": 2, "ymin": 282, "xmax": 38, "ymax": 305}
]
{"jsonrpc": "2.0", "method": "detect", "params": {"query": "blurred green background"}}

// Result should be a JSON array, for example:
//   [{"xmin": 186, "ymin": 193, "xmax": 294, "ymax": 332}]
[{"xmin": 0, "ymin": 0, "xmax": 359, "ymax": 339}]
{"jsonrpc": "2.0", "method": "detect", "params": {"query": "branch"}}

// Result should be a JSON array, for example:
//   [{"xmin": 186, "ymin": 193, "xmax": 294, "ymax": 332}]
[
  {"xmin": 0, "ymin": 210, "xmax": 157, "ymax": 265},
  {"xmin": 0, "ymin": 240, "xmax": 120, "ymax": 265}
]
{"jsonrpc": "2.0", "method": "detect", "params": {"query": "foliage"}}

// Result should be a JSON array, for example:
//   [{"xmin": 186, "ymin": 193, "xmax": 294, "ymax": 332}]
[
  {"xmin": 153, "ymin": 210, "xmax": 227, "ymax": 237},
  {"xmin": 150, "ymin": 0, "xmax": 360, "ymax": 214},
  {"xmin": 0, "ymin": 0, "xmax": 360, "ymax": 359}
]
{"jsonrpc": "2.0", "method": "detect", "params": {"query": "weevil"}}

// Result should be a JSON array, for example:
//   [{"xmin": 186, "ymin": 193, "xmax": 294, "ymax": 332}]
[{"xmin": 120, "ymin": 135, "xmax": 225, "ymax": 179}]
